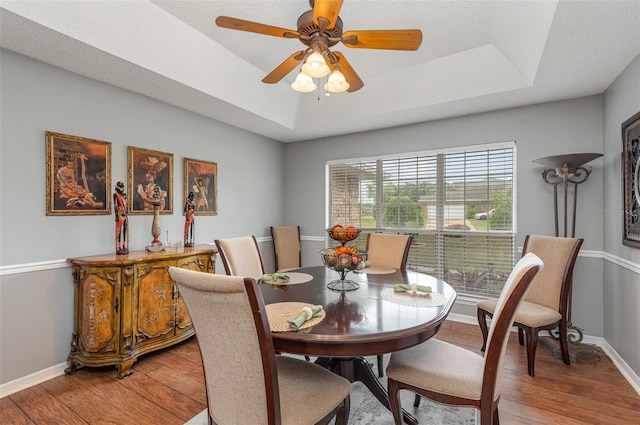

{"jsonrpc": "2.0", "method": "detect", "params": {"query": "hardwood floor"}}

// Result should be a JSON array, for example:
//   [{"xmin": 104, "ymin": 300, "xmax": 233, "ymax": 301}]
[{"xmin": 2, "ymin": 321, "xmax": 639, "ymax": 424}]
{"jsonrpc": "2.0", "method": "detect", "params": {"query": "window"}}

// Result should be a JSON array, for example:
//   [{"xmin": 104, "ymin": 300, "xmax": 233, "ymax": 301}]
[{"xmin": 327, "ymin": 143, "xmax": 516, "ymax": 297}]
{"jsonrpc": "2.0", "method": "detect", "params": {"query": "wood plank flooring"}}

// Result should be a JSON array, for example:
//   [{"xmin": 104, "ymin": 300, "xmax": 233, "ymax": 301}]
[{"xmin": 2, "ymin": 321, "xmax": 639, "ymax": 424}]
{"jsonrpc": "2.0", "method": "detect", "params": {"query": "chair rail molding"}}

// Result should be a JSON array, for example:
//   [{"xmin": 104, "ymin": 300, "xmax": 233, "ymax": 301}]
[
  {"xmin": 0, "ymin": 258, "xmax": 69, "ymax": 276},
  {"xmin": 1, "ymin": 249, "xmax": 637, "ymax": 277},
  {"xmin": 602, "ymin": 251, "xmax": 640, "ymax": 275}
]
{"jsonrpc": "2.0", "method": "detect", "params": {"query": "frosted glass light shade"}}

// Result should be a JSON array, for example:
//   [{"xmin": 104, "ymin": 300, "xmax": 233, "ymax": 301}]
[
  {"xmin": 324, "ymin": 70, "xmax": 350, "ymax": 93},
  {"xmin": 302, "ymin": 51, "xmax": 330, "ymax": 78},
  {"xmin": 291, "ymin": 71, "xmax": 316, "ymax": 92}
]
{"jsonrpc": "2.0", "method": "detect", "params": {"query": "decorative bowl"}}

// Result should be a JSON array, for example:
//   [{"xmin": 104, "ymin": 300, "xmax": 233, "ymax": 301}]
[
  {"xmin": 326, "ymin": 225, "xmax": 361, "ymax": 244},
  {"xmin": 320, "ymin": 248, "xmax": 367, "ymax": 291},
  {"xmin": 320, "ymin": 248, "xmax": 367, "ymax": 272}
]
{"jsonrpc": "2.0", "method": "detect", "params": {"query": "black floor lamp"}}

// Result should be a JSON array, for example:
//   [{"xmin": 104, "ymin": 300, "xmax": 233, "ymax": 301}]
[{"xmin": 531, "ymin": 152, "xmax": 603, "ymax": 360}]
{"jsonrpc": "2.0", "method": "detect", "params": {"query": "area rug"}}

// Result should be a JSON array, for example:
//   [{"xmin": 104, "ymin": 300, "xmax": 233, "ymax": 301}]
[{"xmin": 185, "ymin": 356, "xmax": 477, "ymax": 425}]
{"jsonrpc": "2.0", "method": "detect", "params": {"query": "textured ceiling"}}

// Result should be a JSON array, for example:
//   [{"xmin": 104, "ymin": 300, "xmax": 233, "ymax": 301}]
[{"xmin": 1, "ymin": 0, "xmax": 639, "ymax": 143}]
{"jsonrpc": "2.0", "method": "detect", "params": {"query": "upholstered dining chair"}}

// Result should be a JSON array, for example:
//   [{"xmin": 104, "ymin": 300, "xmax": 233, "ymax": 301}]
[
  {"xmin": 216, "ymin": 235, "xmax": 311, "ymax": 361},
  {"xmin": 168, "ymin": 267, "xmax": 351, "ymax": 425},
  {"xmin": 385, "ymin": 252, "xmax": 544, "ymax": 425},
  {"xmin": 215, "ymin": 235, "xmax": 265, "ymax": 280},
  {"xmin": 270, "ymin": 226, "xmax": 302, "ymax": 272},
  {"xmin": 366, "ymin": 233, "xmax": 413, "ymax": 271},
  {"xmin": 477, "ymin": 235, "xmax": 583, "ymax": 377},
  {"xmin": 366, "ymin": 232, "xmax": 413, "ymax": 377}
]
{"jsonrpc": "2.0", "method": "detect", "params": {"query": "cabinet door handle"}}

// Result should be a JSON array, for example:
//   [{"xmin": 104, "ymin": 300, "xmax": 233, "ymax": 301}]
[{"xmin": 114, "ymin": 296, "xmax": 119, "ymax": 313}]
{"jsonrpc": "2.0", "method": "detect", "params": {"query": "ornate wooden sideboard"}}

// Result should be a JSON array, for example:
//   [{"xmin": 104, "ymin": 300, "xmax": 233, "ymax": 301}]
[{"xmin": 65, "ymin": 245, "xmax": 217, "ymax": 378}]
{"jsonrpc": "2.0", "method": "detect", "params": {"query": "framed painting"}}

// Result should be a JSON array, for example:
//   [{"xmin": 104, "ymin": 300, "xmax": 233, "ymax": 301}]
[
  {"xmin": 184, "ymin": 158, "xmax": 218, "ymax": 215},
  {"xmin": 46, "ymin": 131, "xmax": 111, "ymax": 216},
  {"xmin": 127, "ymin": 146, "xmax": 173, "ymax": 215},
  {"xmin": 622, "ymin": 111, "xmax": 640, "ymax": 248}
]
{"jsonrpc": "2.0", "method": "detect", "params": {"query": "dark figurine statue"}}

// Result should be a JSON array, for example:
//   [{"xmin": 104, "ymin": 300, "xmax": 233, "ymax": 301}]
[
  {"xmin": 184, "ymin": 191, "xmax": 195, "ymax": 247},
  {"xmin": 113, "ymin": 181, "xmax": 128, "ymax": 254}
]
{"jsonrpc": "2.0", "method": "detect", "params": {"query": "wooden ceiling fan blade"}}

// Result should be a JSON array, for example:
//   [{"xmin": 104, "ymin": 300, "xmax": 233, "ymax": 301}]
[
  {"xmin": 313, "ymin": 0, "xmax": 344, "ymax": 30},
  {"xmin": 333, "ymin": 52, "xmax": 363, "ymax": 92},
  {"xmin": 262, "ymin": 51, "xmax": 306, "ymax": 84},
  {"xmin": 216, "ymin": 16, "xmax": 300, "ymax": 38},
  {"xmin": 342, "ymin": 30, "xmax": 423, "ymax": 50}
]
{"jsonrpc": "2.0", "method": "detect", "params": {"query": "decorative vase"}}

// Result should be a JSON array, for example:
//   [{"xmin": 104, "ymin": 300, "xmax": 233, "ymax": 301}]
[{"xmin": 146, "ymin": 188, "xmax": 165, "ymax": 253}]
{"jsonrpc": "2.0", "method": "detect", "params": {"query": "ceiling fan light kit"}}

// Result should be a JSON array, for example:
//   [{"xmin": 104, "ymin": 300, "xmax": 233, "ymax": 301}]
[
  {"xmin": 324, "ymin": 69, "xmax": 350, "ymax": 93},
  {"xmin": 216, "ymin": 0, "xmax": 422, "ymax": 94},
  {"xmin": 291, "ymin": 71, "xmax": 317, "ymax": 92},
  {"xmin": 302, "ymin": 49, "xmax": 331, "ymax": 78}
]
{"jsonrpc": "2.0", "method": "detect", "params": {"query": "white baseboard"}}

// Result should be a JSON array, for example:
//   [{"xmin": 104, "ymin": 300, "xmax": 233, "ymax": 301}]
[
  {"xmin": 2, "ymin": 315, "xmax": 638, "ymax": 399},
  {"xmin": 598, "ymin": 339, "xmax": 640, "ymax": 394},
  {"xmin": 0, "ymin": 362, "xmax": 68, "ymax": 398}
]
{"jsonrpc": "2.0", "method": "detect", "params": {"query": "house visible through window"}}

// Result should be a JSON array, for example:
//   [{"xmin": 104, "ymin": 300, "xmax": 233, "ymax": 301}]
[{"xmin": 327, "ymin": 142, "xmax": 516, "ymax": 297}]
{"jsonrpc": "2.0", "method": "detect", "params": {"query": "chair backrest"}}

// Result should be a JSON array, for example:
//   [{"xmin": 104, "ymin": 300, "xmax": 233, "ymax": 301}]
[
  {"xmin": 168, "ymin": 267, "xmax": 280, "ymax": 424},
  {"xmin": 366, "ymin": 233, "xmax": 413, "ymax": 269},
  {"xmin": 215, "ymin": 236, "xmax": 265, "ymax": 279},
  {"xmin": 521, "ymin": 235, "xmax": 583, "ymax": 311},
  {"xmin": 270, "ymin": 226, "xmax": 301, "ymax": 272},
  {"xmin": 482, "ymin": 252, "xmax": 543, "ymax": 403}
]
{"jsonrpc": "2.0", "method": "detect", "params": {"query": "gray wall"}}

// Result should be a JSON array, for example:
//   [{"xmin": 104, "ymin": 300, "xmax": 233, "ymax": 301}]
[
  {"xmin": 1, "ymin": 46, "xmax": 639, "ymax": 387},
  {"xmin": 602, "ymin": 54, "xmax": 640, "ymax": 374},
  {"xmin": 0, "ymin": 50, "xmax": 284, "ymax": 383},
  {"xmin": 284, "ymin": 95, "xmax": 606, "ymax": 334}
]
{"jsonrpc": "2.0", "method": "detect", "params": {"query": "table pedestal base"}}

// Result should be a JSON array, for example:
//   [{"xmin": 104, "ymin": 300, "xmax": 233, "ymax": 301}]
[{"xmin": 317, "ymin": 357, "xmax": 418, "ymax": 425}]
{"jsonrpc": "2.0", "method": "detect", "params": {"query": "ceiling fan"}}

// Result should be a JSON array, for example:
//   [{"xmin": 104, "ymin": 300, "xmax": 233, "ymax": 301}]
[{"xmin": 215, "ymin": 0, "xmax": 422, "ymax": 93}]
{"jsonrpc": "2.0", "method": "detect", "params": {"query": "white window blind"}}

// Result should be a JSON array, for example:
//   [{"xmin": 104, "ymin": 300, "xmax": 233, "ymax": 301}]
[{"xmin": 328, "ymin": 144, "xmax": 516, "ymax": 297}]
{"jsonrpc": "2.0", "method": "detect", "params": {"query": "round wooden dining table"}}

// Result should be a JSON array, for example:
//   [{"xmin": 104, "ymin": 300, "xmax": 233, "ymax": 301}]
[{"xmin": 259, "ymin": 265, "xmax": 456, "ymax": 425}]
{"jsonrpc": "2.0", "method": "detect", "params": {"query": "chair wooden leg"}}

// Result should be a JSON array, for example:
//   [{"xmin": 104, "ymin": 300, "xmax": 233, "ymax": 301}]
[
  {"xmin": 524, "ymin": 327, "xmax": 539, "ymax": 377},
  {"xmin": 333, "ymin": 397, "xmax": 351, "ymax": 425},
  {"xmin": 377, "ymin": 355, "xmax": 384, "ymax": 377},
  {"xmin": 558, "ymin": 320, "xmax": 571, "ymax": 365},
  {"xmin": 413, "ymin": 394, "xmax": 421, "ymax": 407},
  {"xmin": 493, "ymin": 406, "xmax": 500, "ymax": 425},
  {"xmin": 387, "ymin": 378, "xmax": 404, "ymax": 425},
  {"xmin": 477, "ymin": 308, "xmax": 490, "ymax": 352},
  {"xmin": 481, "ymin": 406, "xmax": 495, "ymax": 425},
  {"xmin": 518, "ymin": 327, "xmax": 525, "ymax": 346}
]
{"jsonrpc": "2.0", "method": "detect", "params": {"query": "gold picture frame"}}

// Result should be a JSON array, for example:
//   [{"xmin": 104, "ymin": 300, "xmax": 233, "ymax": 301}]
[
  {"xmin": 127, "ymin": 146, "xmax": 173, "ymax": 215},
  {"xmin": 184, "ymin": 158, "xmax": 218, "ymax": 216},
  {"xmin": 622, "ymin": 111, "xmax": 640, "ymax": 248},
  {"xmin": 46, "ymin": 131, "xmax": 111, "ymax": 216}
]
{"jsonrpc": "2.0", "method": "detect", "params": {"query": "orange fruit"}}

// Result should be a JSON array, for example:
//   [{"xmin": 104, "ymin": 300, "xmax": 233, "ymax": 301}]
[
  {"xmin": 345, "ymin": 226, "xmax": 359, "ymax": 240},
  {"xmin": 335, "ymin": 246, "xmax": 351, "ymax": 256},
  {"xmin": 331, "ymin": 225, "xmax": 344, "ymax": 240}
]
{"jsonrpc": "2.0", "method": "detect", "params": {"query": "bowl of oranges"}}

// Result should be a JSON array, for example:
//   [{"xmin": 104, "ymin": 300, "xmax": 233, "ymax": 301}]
[
  {"xmin": 326, "ymin": 225, "xmax": 360, "ymax": 243},
  {"xmin": 320, "ymin": 225, "xmax": 367, "ymax": 291}
]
